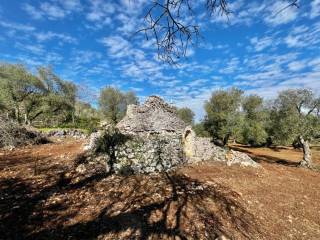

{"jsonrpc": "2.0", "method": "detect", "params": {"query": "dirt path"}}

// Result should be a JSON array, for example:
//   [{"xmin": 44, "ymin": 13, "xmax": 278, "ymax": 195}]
[{"xmin": 0, "ymin": 140, "xmax": 319, "ymax": 239}]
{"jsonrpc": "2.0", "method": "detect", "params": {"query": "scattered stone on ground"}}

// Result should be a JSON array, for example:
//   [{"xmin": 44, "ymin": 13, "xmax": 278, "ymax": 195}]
[{"xmin": 46, "ymin": 129, "xmax": 87, "ymax": 139}]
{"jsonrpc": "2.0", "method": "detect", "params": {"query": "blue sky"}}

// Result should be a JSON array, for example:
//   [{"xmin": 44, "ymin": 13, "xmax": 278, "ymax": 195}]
[{"xmin": 0, "ymin": 0, "xmax": 319, "ymax": 120}]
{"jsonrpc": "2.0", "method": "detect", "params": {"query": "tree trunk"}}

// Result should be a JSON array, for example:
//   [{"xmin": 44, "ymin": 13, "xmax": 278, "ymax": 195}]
[
  {"xmin": 15, "ymin": 106, "xmax": 21, "ymax": 124},
  {"xmin": 223, "ymin": 133, "xmax": 230, "ymax": 146},
  {"xmin": 24, "ymin": 113, "xmax": 30, "ymax": 125},
  {"xmin": 298, "ymin": 136, "xmax": 312, "ymax": 168}
]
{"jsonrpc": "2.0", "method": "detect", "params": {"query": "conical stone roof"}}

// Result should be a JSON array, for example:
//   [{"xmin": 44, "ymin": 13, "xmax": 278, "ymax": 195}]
[{"xmin": 116, "ymin": 96, "xmax": 187, "ymax": 136}]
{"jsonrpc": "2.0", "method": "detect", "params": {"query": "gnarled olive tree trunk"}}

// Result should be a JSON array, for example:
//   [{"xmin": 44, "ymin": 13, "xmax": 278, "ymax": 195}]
[{"xmin": 298, "ymin": 136, "xmax": 312, "ymax": 168}]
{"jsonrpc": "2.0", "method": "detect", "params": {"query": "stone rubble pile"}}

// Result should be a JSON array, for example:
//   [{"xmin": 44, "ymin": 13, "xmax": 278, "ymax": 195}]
[
  {"xmin": 0, "ymin": 115, "xmax": 48, "ymax": 149},
  {"xmin": 182, "ymin": 126, "xmax": 259, "ymax": 168},
  {"xmin": 226, "ymin": 150, "xmax": 259, "ymax": 167}
]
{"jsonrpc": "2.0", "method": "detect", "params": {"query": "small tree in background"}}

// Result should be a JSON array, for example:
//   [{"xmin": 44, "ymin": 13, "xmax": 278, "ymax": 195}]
[
  {"xmin": 99, "ymin": 87, "xmax": 138, "ymax": 124},
  {"xmin": 204, "ymin": 87, "xmax": 243, "ymax": 146},
  {"xmin": 270, "ymin": 89, "xmax": 320, "ymax": 168},
  {"xmin": 241, "ymin": 95, "xmax": 268, "ymax": 146},
  {"xmin": 177, "ymin": 107, "xmax": 195, "ymax": 125}
]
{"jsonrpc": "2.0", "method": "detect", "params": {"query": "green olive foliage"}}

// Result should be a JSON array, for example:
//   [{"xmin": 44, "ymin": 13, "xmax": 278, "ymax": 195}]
[{"xmin": 99, "ymin": 86, "xmax": 139, "ymax": 124}]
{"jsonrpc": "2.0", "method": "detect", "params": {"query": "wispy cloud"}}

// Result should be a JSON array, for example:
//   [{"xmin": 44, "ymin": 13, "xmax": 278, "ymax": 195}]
[
  {"xmin": 85, "ymin": 0, "xmax": 115, "ymax": 29},
  {"xmin": 34, "ymin": 31, "xmax": 77, "ymax": 44},
  {"xmin": 22, "ymin": 0, "xmax": 82, "ymax": 20},
  {"xmin": 263, "ymin": 1, "xmax": 298, "ymax": 26},
  {"xmin": 0, "ymin": 20, "xmax": 35, "ymax": 32},
  {"xmin": 310, "ymin": 0, "xmax": 320, "ymax": 19},
  {"xmin": 14, "ymin": 42, "xmax": 45, "ymax": 55}
]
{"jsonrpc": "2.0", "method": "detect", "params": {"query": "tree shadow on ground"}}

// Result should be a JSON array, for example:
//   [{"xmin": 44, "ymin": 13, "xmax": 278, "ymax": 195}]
[
  {"xmin": 3, "ymin": 174, "xmax": 260, "ymax": 239},
  {"xmin": 0, "ymin": 165, "xmax": 109, "ymax": 240},
  {"xmin": 230, "ymin": 146, "xmax": 299, "ymax": 167},
  {"xmin": 0, "ymin": 147, "xmax": 262, "ymax": 240}
]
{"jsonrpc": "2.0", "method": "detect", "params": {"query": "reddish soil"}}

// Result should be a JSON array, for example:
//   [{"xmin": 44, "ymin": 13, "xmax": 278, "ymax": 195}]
[{"xmin": 0, "ymin": 140, "xmax": 319, "ymax": 239}]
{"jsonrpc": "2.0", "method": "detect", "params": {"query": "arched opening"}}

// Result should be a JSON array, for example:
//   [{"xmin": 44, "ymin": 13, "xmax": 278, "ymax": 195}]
[{"xmin": 184, "ymin": 130, "xmax": 191, "ymax": 140}]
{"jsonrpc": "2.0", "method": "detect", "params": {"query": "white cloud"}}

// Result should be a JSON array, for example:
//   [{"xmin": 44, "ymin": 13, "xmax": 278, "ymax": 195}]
[
  {"xmin": 263, "ymin": 1, "xmax": 298, "ymax": 26},
  {"xmin": 120, "ymin": 0, "xmax": 148, "ymax": 15},
  {"xmin": 284, "ymin": 22, "xmax": 320, "ymax": 48},
  {"xmin": 22, "ymin": 1, "xmax": 82, "ymax": 20},
  {"xmin": 22, "ymin": 3, "xmax": 44, "ymax": 19},
  {"xmin": 14, "ymin": 43, "xmax": 45, "ymax": 55},
  {"xmin": 59, "ymin": 0, "xmax": 82, "ymax": 11},
  {"xmin": 287, "ymin": 61, "xmax": 305, "ymax": 71},
  {"xmin": 71, "ymin": 50, "xmax": 103, "ymax": 66},
  {"xmin": 308, "ymin": 57, "xmax": 320, "ymax": 71},
  {"xmin": 250, "ymin": 36, "xmax": 274, "ymax": 52},
  {"xmin": 310, "ymin": 0, "xmax": 320, "ymax": 19},
  {"xmin": 116, "ymin": 13, "xmax": 141, "ymax": 35},
  {"xmin": 0, "ymin": 20, "xmax": 35, "ymax": 32},
  {"xmin": 219, "ymin": 57, "xmax": 240, "ymax": 74},
  {"xmin": 34, "ymin": 31, "xmax": 77, "ymax": 44},
  {"xmin": 40, "ymin": 2, "xmax": 66, "ymax": 19},
  {"xmin": 100, "ymin": 36, "xmax": 131, "ymax": 56},
  {"xmin": 85, "ymin": 0, "xmax": 116, "ymax": 29},
  {"xmin": 209, "ymin": 0, "xmax": 299, "ymax": 28},
  {"xmin": 99, "ymin": 35, "xmax": 147, "ymax": 63}
]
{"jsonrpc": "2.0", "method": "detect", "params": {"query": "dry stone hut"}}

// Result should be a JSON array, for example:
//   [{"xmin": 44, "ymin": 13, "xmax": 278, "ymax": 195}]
[{"xmin": 83, "ymin": 96, "xmax": 259, "ymax": 174}]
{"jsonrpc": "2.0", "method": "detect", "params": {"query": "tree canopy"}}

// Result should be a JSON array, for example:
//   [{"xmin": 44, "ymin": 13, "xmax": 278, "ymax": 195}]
[
  {"xmin": 204, "ymin": 87, "xmax": 243, "ymax": 146},
  {"xmin": 99, "ymin": 86, "xmax": 139, "ymax": 124},
  {"xmin": 177, "ymin": 107, "xmax": 195, "ymax": 125},
  {"xmin": 0, "ymin": 63, "xmax": 77, "ymax": 126}
]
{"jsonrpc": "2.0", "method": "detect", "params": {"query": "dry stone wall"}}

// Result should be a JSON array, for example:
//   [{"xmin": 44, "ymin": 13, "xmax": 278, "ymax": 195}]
[
  {"xmin": 83, "ymin": 129, "xmax": 185, "ymax": 174},
  {"xmin": 112, "ymin": 135, "xmax": 184, "ymax": 174}
]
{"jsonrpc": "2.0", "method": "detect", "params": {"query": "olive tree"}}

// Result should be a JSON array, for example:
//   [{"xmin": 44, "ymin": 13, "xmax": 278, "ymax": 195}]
[
  {"xmin": 177, "ymin": 107, "xmax": 195, "ymax": 125},
  {"xmin": 0, "ymin": 63, "xmax": 42, "ymax": 123},
  {"xmin": 241, "ymin": 95, "xmax": 268, "ymax": 146},
  {"xmin": 0, "ymin": 63, "xmax": 77, "ymax": 126},
  {"xmin": 204, "ymin": 87, "xmax": 243, "ymax": 146},
  {"xmin": 271, "ymin": 89, "xmax": 320, "ymax": 168},
  {"xmin": 99, "ymin": 87, "xmax": 139, "ymax": 124},
  {"xmin": 25, "ymin": 67, "xmax": 77, "ymax": 125}
]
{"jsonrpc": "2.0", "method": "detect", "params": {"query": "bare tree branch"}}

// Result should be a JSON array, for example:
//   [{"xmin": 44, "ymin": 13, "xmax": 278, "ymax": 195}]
[
  {"xmin": 138, "ymin": 0, "xmax": 300, "ymax": 64},
  {"xmin": 274, "ymin": 0, "xmax": 299, "ymax": 16}
]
